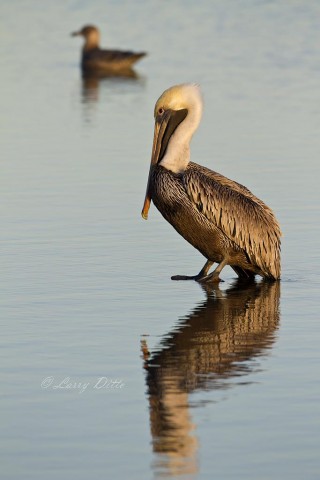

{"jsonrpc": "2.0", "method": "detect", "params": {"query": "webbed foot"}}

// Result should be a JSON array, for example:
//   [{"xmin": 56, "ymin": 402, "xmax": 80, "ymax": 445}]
[
  {"xmin": 171, "ymin": 274, "xmax": 204, "ymax": 281},
  {"xmin": 171, "ymin": 260, "xmax": 214, "ymax": 282},
  {"xmin": 197, "ymin": 273, "xmax": 224, "ymax": 283}
]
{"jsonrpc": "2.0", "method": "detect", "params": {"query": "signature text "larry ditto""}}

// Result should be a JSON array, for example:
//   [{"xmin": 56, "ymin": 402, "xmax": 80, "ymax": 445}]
[{"xmin": 41, "ymin": 376, "xmax": 125, "ymax": 394}]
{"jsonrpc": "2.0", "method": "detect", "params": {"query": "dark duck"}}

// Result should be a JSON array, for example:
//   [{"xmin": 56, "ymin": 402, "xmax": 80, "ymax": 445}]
[{"xmin": 72, "ymin": 25, "xmax": 146, "ymax": 74}]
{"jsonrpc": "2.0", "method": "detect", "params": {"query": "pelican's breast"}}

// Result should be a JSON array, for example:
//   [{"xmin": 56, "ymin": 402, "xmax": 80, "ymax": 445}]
[{"xmin": 151, "ymin": 166, "xmax": 225, "ymax": 262}]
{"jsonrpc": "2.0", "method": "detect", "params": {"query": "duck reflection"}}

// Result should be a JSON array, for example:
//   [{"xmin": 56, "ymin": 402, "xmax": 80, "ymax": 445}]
[
  {"xmin": 142, "ymin": 280, "xmax": 280, "ymax": 477},
  {"xmin": 81, "ymin": 69, "xmax": 140, "ymax": 104}
]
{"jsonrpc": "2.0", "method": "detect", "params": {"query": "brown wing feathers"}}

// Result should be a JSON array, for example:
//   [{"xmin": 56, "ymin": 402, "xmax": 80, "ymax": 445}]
[{"xmin": 185, "ymin": 162, "xmax": 281, "ymax": 278}]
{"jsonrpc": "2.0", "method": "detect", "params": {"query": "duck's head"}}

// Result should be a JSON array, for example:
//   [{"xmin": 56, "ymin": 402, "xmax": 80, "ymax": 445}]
[{"xmin": 71, "ymin": 25, "xmax": 100, "ymax": 50}]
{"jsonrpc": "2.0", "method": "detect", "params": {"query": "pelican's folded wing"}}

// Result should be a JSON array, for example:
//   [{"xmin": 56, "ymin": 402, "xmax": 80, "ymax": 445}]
[{"xmin": 184, "ymin": 162, "xmax": 281, "ymax": 279}]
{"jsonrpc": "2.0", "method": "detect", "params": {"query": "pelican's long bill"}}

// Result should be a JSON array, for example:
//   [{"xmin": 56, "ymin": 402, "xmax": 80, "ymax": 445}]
[{"xmin": 141, "ymin": 108, "xmax": 188, "ymax": 219}]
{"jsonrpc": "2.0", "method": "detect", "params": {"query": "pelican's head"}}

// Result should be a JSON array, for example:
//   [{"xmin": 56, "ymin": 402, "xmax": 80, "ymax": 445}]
[
  {"xmin": 142, "ymin": 83, "xmax": 203, "ymax": 220},
  {"xmin": 153, "ymin": 83, "xmax": 202, "ymax": 118},
  {"xmin": 71, "ymin": 25, "xmax": 100, "ymax": 50}
]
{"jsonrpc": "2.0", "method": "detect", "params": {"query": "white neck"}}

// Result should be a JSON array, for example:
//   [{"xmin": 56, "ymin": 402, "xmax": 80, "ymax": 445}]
[{"xmin": 159, "ymin": 99, "xmax": 202, "ymax": 174}]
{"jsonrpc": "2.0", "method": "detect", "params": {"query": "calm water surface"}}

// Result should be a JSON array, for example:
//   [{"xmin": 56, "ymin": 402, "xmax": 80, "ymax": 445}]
[{"xmin": 1, "ymin": 1, "xmax": 320, "ymax": 479}]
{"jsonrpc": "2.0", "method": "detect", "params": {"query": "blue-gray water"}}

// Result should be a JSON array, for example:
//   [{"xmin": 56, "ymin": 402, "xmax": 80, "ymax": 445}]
[{"xmin": 1, "ymin": 1, "xmax": 320, "ymax": 479}]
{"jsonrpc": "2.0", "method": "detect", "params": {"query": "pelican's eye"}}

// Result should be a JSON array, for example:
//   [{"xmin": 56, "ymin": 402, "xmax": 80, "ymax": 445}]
[{"xmin": 158, "ymin": 107, "xmax": 165, "ymax": 115}]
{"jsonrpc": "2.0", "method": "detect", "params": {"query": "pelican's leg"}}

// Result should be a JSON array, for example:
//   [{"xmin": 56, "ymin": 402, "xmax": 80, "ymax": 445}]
[
  {"xmin": 198, "ymin": 259, "xmax": 228, "ymax": 283},
  {"xmin": 171, "ymin": 260, "xmax": 214, "ymax": 281},
  {"xmin": 232, "ymin": 266, "xmax": 255, "ymax": 281}
]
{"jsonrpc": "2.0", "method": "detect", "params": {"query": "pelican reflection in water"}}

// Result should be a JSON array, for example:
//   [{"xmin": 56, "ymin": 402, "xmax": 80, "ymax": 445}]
[
  {"xmin": 142, "ymin": 84, "xmax": 281, "ymax": 282},
  {"xmin": 142, "ymin": 280, "xmax": 280, "ymax": 477}
]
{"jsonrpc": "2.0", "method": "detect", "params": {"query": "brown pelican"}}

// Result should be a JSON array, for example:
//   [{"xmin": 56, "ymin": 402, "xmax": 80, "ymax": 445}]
[
  {"xmin": 141, "ymin": 84, "xmax": 281, "ymax": 282},
  {"xmin": 71, "ymin": 25, "xmax": 146, "ymax": 74}
]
